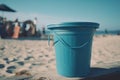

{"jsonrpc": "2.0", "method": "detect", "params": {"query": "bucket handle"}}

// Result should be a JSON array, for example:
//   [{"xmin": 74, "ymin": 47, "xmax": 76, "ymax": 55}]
[{"xmin": 48, "ymin": 30, "xmax": 92, "ymax": 49}]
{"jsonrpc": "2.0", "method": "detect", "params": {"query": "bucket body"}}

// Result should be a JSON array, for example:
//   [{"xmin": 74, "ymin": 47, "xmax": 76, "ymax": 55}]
[{"xmin": 47, "ymin": 22, "xmax": 99, "ymax": 77}]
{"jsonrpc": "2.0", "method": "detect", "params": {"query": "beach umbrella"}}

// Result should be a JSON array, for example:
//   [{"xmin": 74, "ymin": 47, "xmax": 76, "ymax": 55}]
[
  {"xmin": 0, "ymin": 4, "xmax": 16, "ymax": 12},
  {"xmin": 0, "ymin": 4, "xmax": 16, "ymax": 17}
]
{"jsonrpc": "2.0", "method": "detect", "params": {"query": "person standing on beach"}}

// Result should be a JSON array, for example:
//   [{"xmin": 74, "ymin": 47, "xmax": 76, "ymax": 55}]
[
  {"xmin": 33, "ymin": 17, "xmax": 37, "ymax": 26},
  {"xmin": 33, "ymin": 17, "xmax": 37, "ymax": 36},
  {"xmin": 0, "ymin": 17, "xmax": 8, "ymax": 38},
  {"xmin": 12, "ymin": 18, "xmax": 20, "ymax": 39}
]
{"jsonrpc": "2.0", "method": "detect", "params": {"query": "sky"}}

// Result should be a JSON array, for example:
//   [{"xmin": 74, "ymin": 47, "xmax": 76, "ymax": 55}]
[{"xmin": 0, "ymin": 0, "xmax": 120, "ymax": 30}]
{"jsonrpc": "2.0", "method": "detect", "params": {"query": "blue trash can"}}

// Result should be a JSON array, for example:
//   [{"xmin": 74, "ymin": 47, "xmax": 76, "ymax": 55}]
[{"xmin": 47, "ymin": 22, "xmax": 99, "ymax": 77}]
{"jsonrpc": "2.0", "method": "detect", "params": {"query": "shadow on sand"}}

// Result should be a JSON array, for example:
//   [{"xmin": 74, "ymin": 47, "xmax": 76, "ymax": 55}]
[{"xmin": 80, "ymin": 66, "xmax": 120, "ymax": 80}]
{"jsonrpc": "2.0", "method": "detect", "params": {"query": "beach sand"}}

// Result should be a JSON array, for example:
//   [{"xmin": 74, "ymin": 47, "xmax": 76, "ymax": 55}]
[{"xmin": 0, "ymin": 35, "xmax": 120, "ymax": 80}]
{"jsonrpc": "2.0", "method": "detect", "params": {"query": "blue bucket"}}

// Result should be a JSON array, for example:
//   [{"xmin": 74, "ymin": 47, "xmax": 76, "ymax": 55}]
[{"xmin": 47, "ymin": 22, "xmax": 99, "ymax": 77}]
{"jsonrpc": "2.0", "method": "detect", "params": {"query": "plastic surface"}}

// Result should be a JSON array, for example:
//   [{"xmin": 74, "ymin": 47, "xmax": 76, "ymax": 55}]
[
  {"xmin": 47, "ymin": 22, "xmax": 99, "ymax": 77},
  {"xmin": 47, "ymin": 22, "xmax": 99, "ymax": 29}
]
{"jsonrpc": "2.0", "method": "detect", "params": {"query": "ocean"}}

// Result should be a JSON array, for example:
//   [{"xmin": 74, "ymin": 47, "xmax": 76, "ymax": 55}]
[{"xmin": 95, "ymin": 30, "xmax": 120, "ymax": 35}]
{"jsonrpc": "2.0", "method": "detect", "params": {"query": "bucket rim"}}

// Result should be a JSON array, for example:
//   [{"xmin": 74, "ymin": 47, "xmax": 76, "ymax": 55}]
[{"xmin": 47, "ymin": 22, "xmax": 99, "ymax": 29}]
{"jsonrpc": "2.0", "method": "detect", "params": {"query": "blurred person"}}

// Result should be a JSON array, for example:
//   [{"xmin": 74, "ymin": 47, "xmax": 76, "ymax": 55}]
[
  {"xmin": 33, "ymin": 17, "xmax": 37, "ymax": 36},
  {"xmin": 33, "ymin": 17, "xmax": 37, "ymax": 26},
  {"xmin": 12, "ymin": 18, "xmax": 20, "ymax": 39},
  {"xmin": 0, "ymin": 17, "xmax": 7, "ymax": 38}
]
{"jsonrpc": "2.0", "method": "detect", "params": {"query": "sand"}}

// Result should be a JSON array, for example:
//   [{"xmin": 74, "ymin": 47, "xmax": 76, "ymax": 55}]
[{"xmin": 0, "ymin": 35, "xmax": 120, "ymax": 80}]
